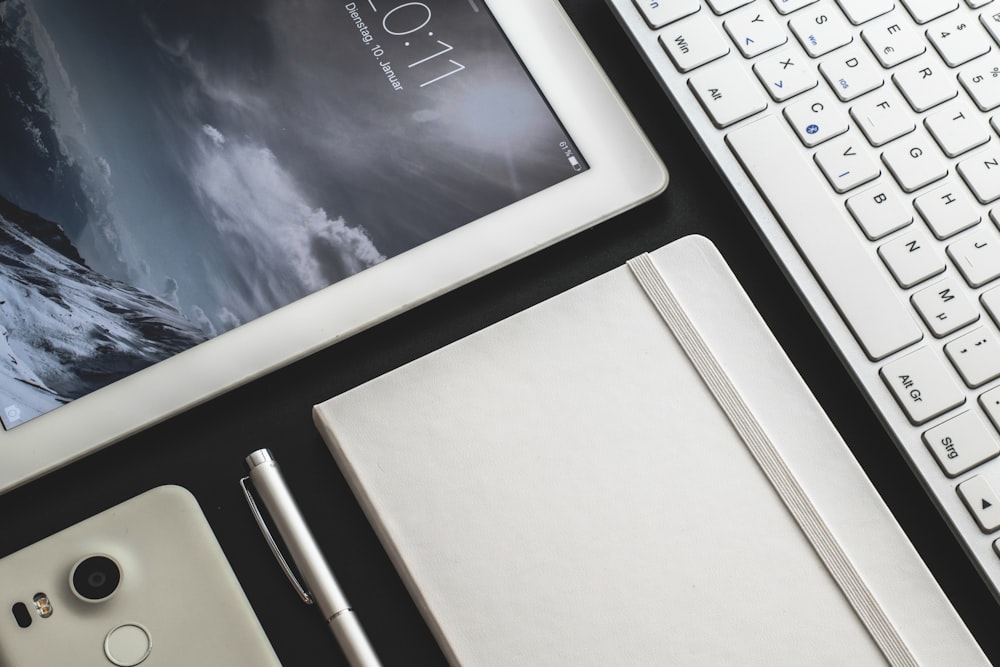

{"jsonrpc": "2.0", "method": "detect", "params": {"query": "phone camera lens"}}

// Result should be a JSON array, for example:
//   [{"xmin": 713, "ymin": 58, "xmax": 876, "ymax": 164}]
[{"xmin": 70, "ymin": 555, "xmax": 121, "ymax": 602}]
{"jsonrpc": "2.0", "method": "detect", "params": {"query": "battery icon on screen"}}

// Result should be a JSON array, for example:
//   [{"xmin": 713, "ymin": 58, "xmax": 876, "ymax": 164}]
[{"xmin": 568, "ymin": 156, "xmax": 582, "ymax": 171}]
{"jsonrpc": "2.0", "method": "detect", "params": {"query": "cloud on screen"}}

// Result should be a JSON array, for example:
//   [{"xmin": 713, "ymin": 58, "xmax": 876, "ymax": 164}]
[{"xmin": 188, "ymin": 125, "xmax": 385, "ymax": 331}]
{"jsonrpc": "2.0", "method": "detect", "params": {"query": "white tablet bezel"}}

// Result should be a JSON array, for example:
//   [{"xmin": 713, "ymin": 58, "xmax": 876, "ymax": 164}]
[{"xmin": 1, "ymin": 0, "xmax": 666, "ymax": 492}]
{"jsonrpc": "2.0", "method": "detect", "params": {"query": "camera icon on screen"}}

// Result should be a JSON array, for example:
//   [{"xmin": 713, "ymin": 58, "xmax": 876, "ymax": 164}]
[{"xmin": 5, "ymin": 404, "xmax": 22, "ymax": 424}]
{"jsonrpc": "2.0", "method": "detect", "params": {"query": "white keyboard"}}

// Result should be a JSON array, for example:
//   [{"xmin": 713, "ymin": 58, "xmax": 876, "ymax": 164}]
[{"xmin": 606, "ymin": 0, "xmax": 1000, "ymax": 598}]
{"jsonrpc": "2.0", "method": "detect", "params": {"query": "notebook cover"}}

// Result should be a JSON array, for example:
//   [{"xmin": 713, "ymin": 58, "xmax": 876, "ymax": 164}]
[{"xmin": 314, "ymin": 235, "xmax": 984, "ymax": 665}]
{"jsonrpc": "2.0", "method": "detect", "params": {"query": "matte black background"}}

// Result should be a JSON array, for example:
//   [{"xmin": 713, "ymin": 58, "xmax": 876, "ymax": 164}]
[{"xmin": 3, "ymin": 1, "xmax": 1000, "ymax": 664}]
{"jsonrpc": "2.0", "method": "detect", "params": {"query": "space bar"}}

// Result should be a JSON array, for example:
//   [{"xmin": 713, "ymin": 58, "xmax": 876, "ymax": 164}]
[{"xmin": 726, "ymin": 115, "xmax": 922, "ymax": 361}]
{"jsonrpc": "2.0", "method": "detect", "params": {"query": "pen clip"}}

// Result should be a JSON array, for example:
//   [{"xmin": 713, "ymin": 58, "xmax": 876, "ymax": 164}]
[{"xmin": 240, "ymin": 476, "xmax": 314, "ymax": 605}]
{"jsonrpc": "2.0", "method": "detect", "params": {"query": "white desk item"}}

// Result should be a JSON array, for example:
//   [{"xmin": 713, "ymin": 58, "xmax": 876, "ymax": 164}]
[
  {"xmin": 314, "ymin": 236, "xmax": 986, "ymax": 666},
  {"xmin": 243, "ymin": 449, "xmax": 381, "ymax": 667},
  {"xmin": 0, "ymin": 486, "xmax": 281, "ymax": 666},
  {"xmin": 0, "ymin": 0, "xmax": 665, "ymax": 493},
  {"xmin": 605, "ymin": 0, "xmax": 1000, "ymax": 603}
]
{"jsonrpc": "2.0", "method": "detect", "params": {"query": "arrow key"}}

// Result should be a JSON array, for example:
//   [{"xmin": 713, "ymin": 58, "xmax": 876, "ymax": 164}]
[{"xmin": 958, "ymin": 476, "xmax": 1000, "ymax": 533}]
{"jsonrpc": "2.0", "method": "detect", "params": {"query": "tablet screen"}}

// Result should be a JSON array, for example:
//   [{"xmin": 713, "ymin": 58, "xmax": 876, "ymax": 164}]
[{"xmin": 0, "ymin": 0, "xmax": 588, "ymax": 428}]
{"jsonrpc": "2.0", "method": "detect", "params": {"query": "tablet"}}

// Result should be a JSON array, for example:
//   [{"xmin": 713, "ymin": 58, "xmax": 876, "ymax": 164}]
[{"xmin": 0, "ymin": 0, "xmax": 666, "ymax": 491}]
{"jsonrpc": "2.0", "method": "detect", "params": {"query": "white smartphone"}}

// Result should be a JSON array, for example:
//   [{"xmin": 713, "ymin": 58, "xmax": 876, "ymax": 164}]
[{"xmin": 0, "ymin": 485, "xmax": 281, "ymax": 666}]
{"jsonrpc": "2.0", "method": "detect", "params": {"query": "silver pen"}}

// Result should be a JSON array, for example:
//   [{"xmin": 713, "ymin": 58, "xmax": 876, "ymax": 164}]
[{"xmin": 242, "ymin": 449, "xmax": 381, "ymax": 667}]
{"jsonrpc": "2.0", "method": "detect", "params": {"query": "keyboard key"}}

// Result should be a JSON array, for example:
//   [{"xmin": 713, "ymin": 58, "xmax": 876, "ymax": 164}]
[
  {"xmin": 958, "ymin": 475, "xmax": 1000, "ymax": 532},
  {"xmin": 947, "ymin": 224, "xmax": 1000, "ymax": 286},
  {"xmin": 958, "ymin": 148, "xmax": 1000, "ymax": 203},
  {"xmin": 959, "ymin": 60, "xmax": 1000, "ymax": 112},
  {"xmin": 769, "ymin": 0, "xmax": 818, "ymax": 14},
  {"xmin": 924, "ymin": 101, "xmax": 992, "ymax": 157},
  {"xmin": 689, "ymin": 60, "xmax": 769, "ymax": 128},
  {"xmin": 880, "ymin": 346, "xmax": 966, "ymax": 424},
  {"xmin": 836, "ymin": 0, "xmax": 895, "ymax": 25},
  {"xmin": 847, "ymin": 185, "xmax": 914, "ymax": 239},
  {"xmin": 789, "ymin": 7, "xmax": 854, "ymax": 57},
  {"xmin": 914, "ymin": 181, "xmax": 982, "ymax": 238},
  {"xmin": 881, "ymin": 133, "xmax": 950, "ymax": 192},
  {"xmin": 980, "ymin": 385, "xmax": 1000, "ymax": 431},
  {"xmin": 928, "ymin": 18, "xmax": 992, "ymax": 66},
  {"xmin": 727, "ymin": 115, "xmax": 923, "ymax": 360},
  {"xmin": 901, "ymin": 0, "xmax": 961, "ymax": 24},
  {"xmin": 981, "ymin": 11, "xmax": 1000, "ymax": 46},
  {"xmin": 815, "ymin": 133, "xmax": 882, "ymax": 193},
  {"xmin": 878, "ymin": 226, "xmax": 948, "ymax": 287},
  {"xmin": 982, "ymin": 282, "xmax": 1000, "ymax": 324},
  {"xmin": 946, "ymin": 327, "xmax": 1000, "ymax": 387},
  {"xmin": 819, "ymin": 46, "xmax": 885, "ymax": 102},
  {"xmin": 612, "ymin": 0, "xmax": 1000, "ymax": 602},
  {"xmin": 923, "ymin": 411, "xmax": 1000, "ymax": 476},
  {"xmin": 706, "ymin": 0, "xmax": 754, "ymax": 14},
  {"xmin": 783, "ymin": 89, "xmax": 850, "ymax": 146},
  {"xmin": 633, "ymin": 0, "xmax": 700, "ymax": 28},
  {"xmin": 893, "ymin": 56, "xmax": 960, "ymax": 112},
  {"xmin": 753, "ymin": 49, "xmax": 819, "ymax": 101},
  {"xmin": 911, "ymin": 276, "xmax": 980, "ymax": 336},
  {"xmin": 724, "ymin": 6, "xmax": 789, "ymax": 57},
  {"xmin": 851, "ymin": 88, "xmax": 916, "ymax": 146},
  {"xmin": 660, "ymin": 13, "xmax": 731, "ymax": 73},
  {"xmin": 863, "ymin": 18, "xmax": 928, "ymax": 68}
]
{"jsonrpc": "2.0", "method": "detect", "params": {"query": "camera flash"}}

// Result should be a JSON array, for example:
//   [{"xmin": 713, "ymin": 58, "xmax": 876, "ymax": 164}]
[{"xmin": 32, "ymin": 594, "xmax": 53, "ymax": 619}]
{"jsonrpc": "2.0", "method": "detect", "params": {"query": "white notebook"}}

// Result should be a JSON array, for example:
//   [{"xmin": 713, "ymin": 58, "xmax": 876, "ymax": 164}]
[{"xmin": 314, "ymin": 235, "xmax": 986, "ymax": 666}]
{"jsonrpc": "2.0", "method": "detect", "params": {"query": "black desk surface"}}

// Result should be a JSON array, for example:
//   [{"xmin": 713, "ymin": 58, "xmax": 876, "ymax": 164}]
[{"xmin": 4, "ymin": 1, "xmax": 1000, "ymax": 663}]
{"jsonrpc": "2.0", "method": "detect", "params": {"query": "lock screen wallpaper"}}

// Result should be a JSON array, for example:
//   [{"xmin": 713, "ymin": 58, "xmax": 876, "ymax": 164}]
[{"xmin": 0, "ymin": 0, "xmax": 586, "ymax": 427}]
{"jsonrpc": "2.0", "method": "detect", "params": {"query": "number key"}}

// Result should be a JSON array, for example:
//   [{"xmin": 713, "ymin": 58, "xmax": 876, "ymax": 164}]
[
  {"xmin": 901, "ymin": 0, "xmax": 961, "ymax": 25},
  {"xmin": 928, "ymin": 19, "xmax": 992, "ymax": 67}
]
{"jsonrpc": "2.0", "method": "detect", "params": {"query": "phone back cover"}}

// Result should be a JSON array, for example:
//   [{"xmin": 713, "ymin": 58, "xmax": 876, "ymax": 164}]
[{"xmin": 0, "ymin": 485, "xmax": 281, "ymax": 666}]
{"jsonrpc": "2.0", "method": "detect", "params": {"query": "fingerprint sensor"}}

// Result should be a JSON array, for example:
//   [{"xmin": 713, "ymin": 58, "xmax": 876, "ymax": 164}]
[{"xmin": 104, "ymin": 623, "xmax": 151, "ymax": 666}]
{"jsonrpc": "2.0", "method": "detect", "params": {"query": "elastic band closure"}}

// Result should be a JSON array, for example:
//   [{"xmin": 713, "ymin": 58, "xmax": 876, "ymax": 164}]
[{"xmin": 627, "ymin": 253, "xmax": 916, "ymax": 667}]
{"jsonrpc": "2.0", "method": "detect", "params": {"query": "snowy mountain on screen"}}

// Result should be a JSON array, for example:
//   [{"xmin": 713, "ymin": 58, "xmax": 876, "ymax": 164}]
[{"xmin": 0, "ymin": 195, "xmax": 208, "ymax": 425}]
